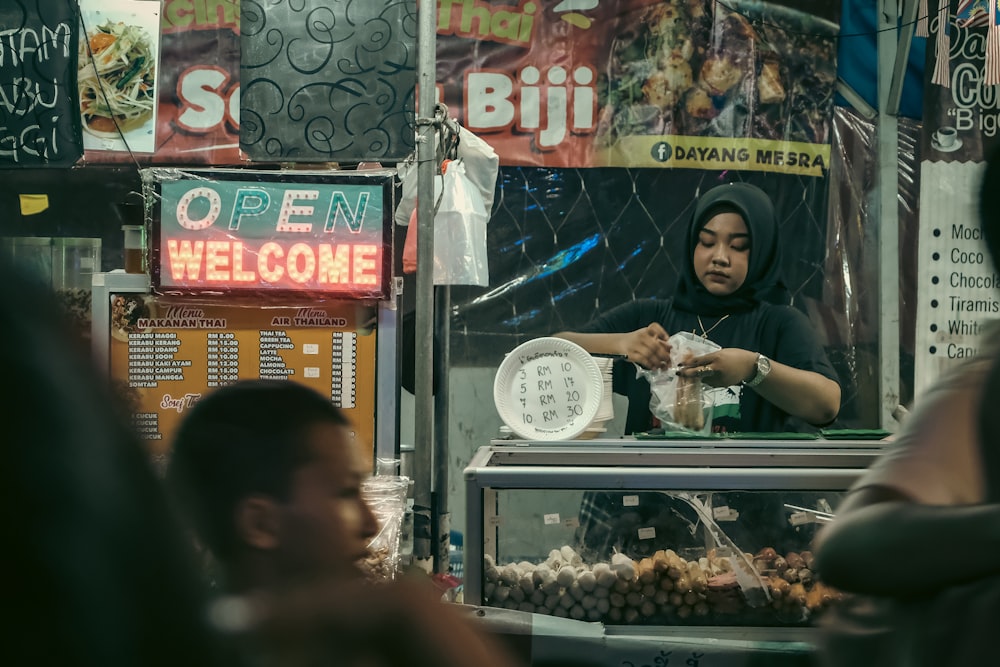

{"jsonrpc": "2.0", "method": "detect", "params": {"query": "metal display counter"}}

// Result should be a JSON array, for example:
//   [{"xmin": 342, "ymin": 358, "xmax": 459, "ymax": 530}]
[{"xmin": 461, "ymin": 438, "xmax": 886, "ymax": 666}]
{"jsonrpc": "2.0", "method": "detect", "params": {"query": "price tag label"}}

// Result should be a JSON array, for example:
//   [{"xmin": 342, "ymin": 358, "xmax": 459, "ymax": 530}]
[
  {"xmin": 637, "ymin": 527, "xmax": 656, "ymax": 540},
  {"xmin": 622, "ymin": 495, "xmax": 639, "ymax": 507},
  {"xmin": 563, "ymin": 517, "xmax": 580, "ymax": 528},
  {"xmin": 303, "ymin": 367, "xmax": 320, "ymax": 378},
  {"xmin": 713, "ymin": 506, "xmax": 739, "ymax": 521},
  {"xmin": 789, "ymin": 511, "xmax": 817, "ymax": 526},
  {"xmin": 543, "ymin": 513, "xmax": 561, "ymax": 525},
  {"xmin": 303, "ymin": 343, "xmax": 319, "ymax": 355}
]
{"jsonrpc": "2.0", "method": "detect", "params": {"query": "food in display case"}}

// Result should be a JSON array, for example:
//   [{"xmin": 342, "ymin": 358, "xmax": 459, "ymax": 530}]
[
  {"xmin": 463, "ymin": 441, "xmax": 882, "ymax": 628},
  {"xmin": 481, "ymin": 541, "xmax": 845, "ymax": 626}
]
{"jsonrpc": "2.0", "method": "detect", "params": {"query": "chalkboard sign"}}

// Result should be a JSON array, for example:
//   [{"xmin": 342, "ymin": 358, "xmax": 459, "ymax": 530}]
[
  {"xmin": 240, "ymin": 0, "xmax": 417, "ymax": 163},
  {"xmin": 0, "ymin": 0, "xmax": 83, "ymax": 167}
]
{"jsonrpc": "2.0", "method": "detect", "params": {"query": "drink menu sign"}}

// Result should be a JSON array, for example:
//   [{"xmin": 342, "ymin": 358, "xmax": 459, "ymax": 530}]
[
  {"xmin": 109, "ymin": 295, "xmax": 377, "ymax": 464},
  {"xmin": 144, "ymin": 167, "xmax": 394, "ymax": 299}
]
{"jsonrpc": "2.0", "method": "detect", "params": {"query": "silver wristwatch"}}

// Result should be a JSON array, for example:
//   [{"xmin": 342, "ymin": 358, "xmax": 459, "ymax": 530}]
[{"xmin": 743, "ymin": 353, "xmax": 771, "ymax": 388}]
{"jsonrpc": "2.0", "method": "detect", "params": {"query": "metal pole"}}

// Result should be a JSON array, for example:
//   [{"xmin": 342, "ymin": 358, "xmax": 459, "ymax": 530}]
[
  {"xmin": 433, "ymin": 285, "xmax": 451, "ymax": 573},
  {"xmin": 412, "ymin": 0, "xmax": 437, "ymax": 564},
  {"xmin": 877, "ymin": 0, "xmax": 901, "ymax": 430}
]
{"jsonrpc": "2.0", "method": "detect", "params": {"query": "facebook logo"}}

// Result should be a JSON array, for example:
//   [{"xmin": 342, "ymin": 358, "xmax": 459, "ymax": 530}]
[{"xmin": 651, "ymin": 142, "xmax": 672, "ymax": 162}]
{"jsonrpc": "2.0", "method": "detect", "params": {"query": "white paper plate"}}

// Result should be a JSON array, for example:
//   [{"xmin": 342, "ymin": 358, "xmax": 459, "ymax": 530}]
[{"xmin": 494, "ymin": 337, "xmax": 604, "ymax": 441}]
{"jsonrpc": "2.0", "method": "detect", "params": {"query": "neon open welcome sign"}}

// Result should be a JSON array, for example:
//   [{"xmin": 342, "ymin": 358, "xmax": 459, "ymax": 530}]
[{"xmin": 143, "ymin": 168, "xmax": 394, "ymax": 299}]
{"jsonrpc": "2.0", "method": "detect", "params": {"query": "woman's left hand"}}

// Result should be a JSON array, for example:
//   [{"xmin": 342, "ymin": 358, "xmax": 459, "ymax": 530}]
[{"xmin": 677, "ymin": 348, "xmax": 758, "ymax": 388}]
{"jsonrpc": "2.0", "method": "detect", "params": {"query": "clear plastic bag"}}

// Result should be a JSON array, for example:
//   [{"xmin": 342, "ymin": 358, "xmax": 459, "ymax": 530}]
[
  {"xmin": 360, "ymin": 474, "xmax": 410, "ymax": 581},
  {"xmin": 638, "ymin": 331, "xmax": 720, "ymax": 433}
]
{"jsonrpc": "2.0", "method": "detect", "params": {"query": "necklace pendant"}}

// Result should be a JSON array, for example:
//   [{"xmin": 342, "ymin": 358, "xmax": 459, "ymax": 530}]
[{"xmin": 697, "ymin": 313, "xmax": 730, "ymax": 340}]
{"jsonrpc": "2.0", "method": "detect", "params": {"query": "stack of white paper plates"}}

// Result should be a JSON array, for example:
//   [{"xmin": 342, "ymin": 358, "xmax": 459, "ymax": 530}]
[{"xmin": 493, "ymin": 337, "xmax": 604, "ymax": 441}]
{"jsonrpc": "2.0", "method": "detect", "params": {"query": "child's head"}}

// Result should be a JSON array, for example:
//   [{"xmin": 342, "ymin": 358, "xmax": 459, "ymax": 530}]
[{"xmin": 168, "ymin": 380, "xmax": 378, "ymax": 589}]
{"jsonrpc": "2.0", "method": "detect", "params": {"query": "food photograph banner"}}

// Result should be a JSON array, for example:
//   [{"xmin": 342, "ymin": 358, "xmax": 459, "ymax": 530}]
[
  {"xmin": 77, "ymin": 0, "xmax": 161, "ymax": 154},
  {"xmin": 436, "ymin": 0, "xmax": 841, "ymax": 175},
  {"xmin": 81, "ymin": 0, "xmax": 241, "ymax": 165}
]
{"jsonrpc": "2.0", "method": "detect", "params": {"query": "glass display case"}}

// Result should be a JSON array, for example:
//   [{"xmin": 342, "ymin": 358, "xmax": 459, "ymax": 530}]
[{"xmin": 463, "ymin": 439, "xmax": 884, "ymax": 635}]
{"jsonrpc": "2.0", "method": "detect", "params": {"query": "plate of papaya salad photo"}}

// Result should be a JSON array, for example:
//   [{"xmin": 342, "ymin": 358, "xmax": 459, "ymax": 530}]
[{"xmin": 78, "ymin": 18, "xmax": 158, "ymax": 151}]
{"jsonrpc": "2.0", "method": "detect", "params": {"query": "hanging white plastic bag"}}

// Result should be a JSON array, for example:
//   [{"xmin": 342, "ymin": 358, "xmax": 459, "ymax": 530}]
[
  {"xmin": 395, "ymin": 155, "xmax": 419, "ymax": 226},
  {"xmin": 395, "ymin": 125, "xmax": 499, "ymax": 227},
  {"xmin": 433, "ymin": 159, "xmax": 490, "ymax": 286},
  {"xmin": 637, "ymin": 331, "xmax": 720, "ymax": 433},
  {"xmin": 402, "ymin": 159, "xmax": 490, "ymax": 286},
  {"xmin": 454, "ymin": 125, "xmax": 499, "ymax": 213}
]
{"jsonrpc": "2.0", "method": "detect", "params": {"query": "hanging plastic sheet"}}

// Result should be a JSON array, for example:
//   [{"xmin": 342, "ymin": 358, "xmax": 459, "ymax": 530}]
[{"xmin": 442, "ymin": 106, "xmax": 921, "ymax": 428}]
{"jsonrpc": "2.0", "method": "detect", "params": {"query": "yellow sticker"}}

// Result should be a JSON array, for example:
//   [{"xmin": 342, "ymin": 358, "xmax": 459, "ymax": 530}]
[{"xmin": 19, "ymin": 194, "xmax": 49, "ymax": 216}]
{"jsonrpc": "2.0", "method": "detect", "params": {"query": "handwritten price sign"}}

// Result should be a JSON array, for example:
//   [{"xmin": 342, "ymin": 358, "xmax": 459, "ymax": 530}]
[
  {"xmin": 494, "ymin": 338, "xmax": 602, "ymax": 440},
  {"xmin": 0, "ymin": 0, "xmax": 83, "ymax": 166}
]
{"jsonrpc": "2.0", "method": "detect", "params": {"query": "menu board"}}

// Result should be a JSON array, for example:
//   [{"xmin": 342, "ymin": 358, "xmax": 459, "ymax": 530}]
[
  {"xmin": 108, "ymin": 294, "xmax": 377, "ymax": 466},
  {"xmin": 914, "ymin": 162, "xmax": 998, "ymax": 398}
]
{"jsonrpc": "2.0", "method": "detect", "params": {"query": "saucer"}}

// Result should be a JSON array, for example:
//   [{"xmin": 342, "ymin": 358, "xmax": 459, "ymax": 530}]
[{"xmin": 932, "ymin": 136, "xmax": 962, "ymax": 153}]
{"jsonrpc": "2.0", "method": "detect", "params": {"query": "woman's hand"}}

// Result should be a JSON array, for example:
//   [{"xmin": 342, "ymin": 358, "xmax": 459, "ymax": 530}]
[
  {"xmin": 677, "ymin": 348, "xmax": 757, "ymax": 388},
  {"xmin": 620, "ymin": 324, "xmax": 672, "ymax": 369},
  {"xmin": 679, "ymin": 347, "xmax": 841, "ymax": 424}
]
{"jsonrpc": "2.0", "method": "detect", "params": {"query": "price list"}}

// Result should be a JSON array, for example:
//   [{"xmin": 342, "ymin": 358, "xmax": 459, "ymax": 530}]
[
  {"xmin": 207, "ymin": 332, "xmax": 240, "ymax": 387},
  {"xmin": 109, "ymin": 298, "xmax": 378, "ymax": 460},
  {"xmin": 331, "ymin": 331, "xmax": 357, "ymax": 408}
]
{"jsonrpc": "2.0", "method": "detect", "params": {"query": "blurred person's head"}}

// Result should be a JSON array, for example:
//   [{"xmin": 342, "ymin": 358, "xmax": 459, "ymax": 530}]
[
  {"xmin": 979, "ymin": 143, "xmax": 1000, "ymax": 268},
  {"xmin": 167, "ymin": 379, "xmax": 378, "ymax": 592},
  {"xmin": 0, "ymin": 263, "xmax": 219, "ymax": 665}
]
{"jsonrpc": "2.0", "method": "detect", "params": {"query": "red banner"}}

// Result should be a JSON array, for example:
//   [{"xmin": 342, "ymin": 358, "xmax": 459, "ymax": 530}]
[{"xmin": 436, "ymin": 0, "xmax": 840, "ymax": 174}]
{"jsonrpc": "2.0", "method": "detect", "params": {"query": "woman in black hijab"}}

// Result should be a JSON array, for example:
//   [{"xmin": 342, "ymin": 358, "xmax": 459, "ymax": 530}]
[{"xmin": 557, "ymin": 182, "xmax": 840, "ymax": 434}]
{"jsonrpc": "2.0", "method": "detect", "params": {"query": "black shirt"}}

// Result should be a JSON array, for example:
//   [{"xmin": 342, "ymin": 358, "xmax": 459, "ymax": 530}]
[{"xmin": 579, "ymin": 298, "xmax": 839, "ymax": 434}]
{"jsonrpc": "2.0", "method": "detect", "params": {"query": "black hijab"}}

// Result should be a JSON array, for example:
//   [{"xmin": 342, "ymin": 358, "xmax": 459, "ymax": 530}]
[{"xmin": 673, "ymin": 182, "xmax": 790, "ymax": 316}]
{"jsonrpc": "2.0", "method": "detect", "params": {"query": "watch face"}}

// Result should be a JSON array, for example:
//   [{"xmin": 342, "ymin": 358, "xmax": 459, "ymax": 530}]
[{"xmin": 758, "ymin": 355, "xmax": 772, "ymax": 374}]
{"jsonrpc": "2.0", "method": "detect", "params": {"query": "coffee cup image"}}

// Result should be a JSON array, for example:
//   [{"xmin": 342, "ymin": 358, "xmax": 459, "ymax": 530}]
[{"xmin": 933, "ymin": 126, "xmax": 961, "ymax": 151}]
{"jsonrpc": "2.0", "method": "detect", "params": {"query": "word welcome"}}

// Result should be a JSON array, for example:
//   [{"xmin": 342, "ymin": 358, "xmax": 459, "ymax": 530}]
[{"xmin": 164, "ymin": 239, "xmax": 380, "ymax": 288}]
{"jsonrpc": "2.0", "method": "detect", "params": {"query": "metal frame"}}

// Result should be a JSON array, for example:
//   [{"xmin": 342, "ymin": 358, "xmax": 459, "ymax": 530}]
[
  {"xmin": 91, "ymin": 271, "xmax": 151, "ymax": 374},
  {"xmin": 463, "ymin": 440, "xmax": 883, "ymax": 606},
  {"xmin": 375, "ymin": 286, "xmax": 402, "ymax": 462}
]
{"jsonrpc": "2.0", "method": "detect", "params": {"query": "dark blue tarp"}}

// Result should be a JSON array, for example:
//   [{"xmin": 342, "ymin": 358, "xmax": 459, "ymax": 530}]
[{"xmin": 836, "ymin": 0, "xmax": 927, "ymax": 119}]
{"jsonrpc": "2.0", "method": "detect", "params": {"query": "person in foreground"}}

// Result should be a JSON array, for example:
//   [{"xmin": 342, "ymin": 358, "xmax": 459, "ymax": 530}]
[
  {"xmin": 556, "ymin": 181, "xmax": 840, "ymax": 435},
  {"xmin": 0, "ymin": 263, "xmax": 222, "ymax": 666},
  {"xmin": 811, "ymin": 148, "xmax": 1000, "ymax": 665},
  {"xmin": 168, "ymin": 379, "xmax": 522, "ymax": 667}
]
